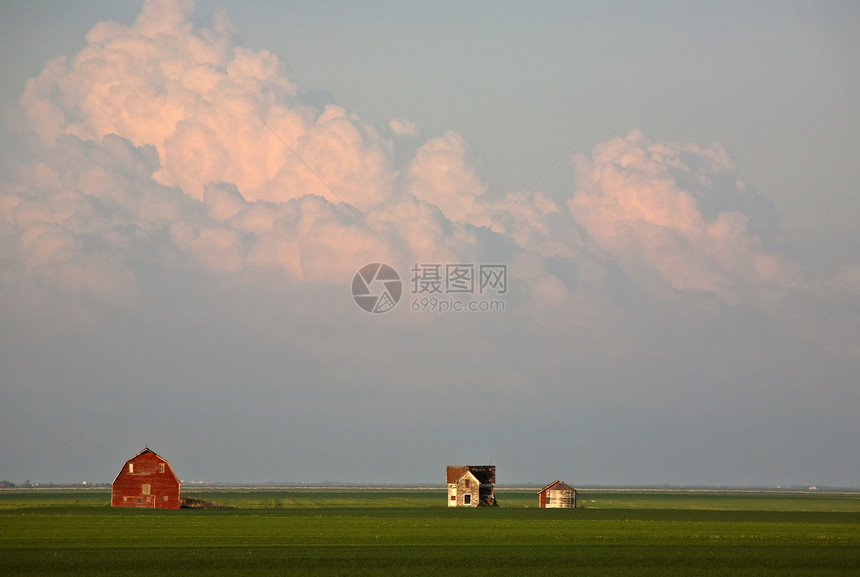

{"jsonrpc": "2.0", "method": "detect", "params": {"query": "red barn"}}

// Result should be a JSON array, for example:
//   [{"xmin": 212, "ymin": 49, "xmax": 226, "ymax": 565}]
[{"xmin": 111, "ymin": 448, "xmax": 181, "ymax": 509}]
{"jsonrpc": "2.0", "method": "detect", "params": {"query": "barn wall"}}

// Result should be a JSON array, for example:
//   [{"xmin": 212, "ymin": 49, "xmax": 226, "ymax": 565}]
[{"xmin": 111, "ymin": 452, "xmax": 180, "ymax": 509}]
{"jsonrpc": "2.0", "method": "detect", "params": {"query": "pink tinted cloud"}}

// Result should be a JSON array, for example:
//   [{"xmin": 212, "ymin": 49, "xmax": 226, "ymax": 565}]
[
  {"xmin": 3, "ymin": 1, "xmax": 811, "ymax": 314},
  {"xmin": 569, "ymin": 130, "xmax": 800, "ymax": 303},
  {"xmin": 407, "ymin": 131, "xmax": 487, "ymax": 225},
  {"xmin": 15, "ymin": 0, "xmax": 396, "ymax": 211}
]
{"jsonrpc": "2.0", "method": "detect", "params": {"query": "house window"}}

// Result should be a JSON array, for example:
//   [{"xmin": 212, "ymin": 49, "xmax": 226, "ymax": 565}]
[
  {"xmin": 465, "ymin": 479, "xmax": 470, "ymax": 488},
  {"xmin": 163, "ymin": 495, "xmax": 169, "ymax": 501},
  {"xmin": 158, "ymin": 463, "xmax": 165, "ymax": 473},
  {"xmin": 141, "ymin": 484, "xmax": 151, "ymax": 495},
  {"xmin": 464, "ymin": 494, "xmax": 471, "ymax": 505},
  {"xmin": 128, "ymin": 463, "xmax": 133, "ymax": 473},
  {"xmin": 450, "ymin": 495, "xmax": 456, "ymax": 501}
]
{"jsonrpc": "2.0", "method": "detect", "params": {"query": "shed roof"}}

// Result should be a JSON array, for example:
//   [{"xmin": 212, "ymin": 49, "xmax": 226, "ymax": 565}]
[{"xmin": 538, "ymin": 480, "xmax": 576, "ymax": 493}]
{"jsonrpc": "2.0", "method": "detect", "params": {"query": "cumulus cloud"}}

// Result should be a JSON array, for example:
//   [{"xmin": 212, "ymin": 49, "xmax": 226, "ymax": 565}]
[
  {"xmin": 487, "ymin": 190, "xmax": 585, "ymax": 261},
  {"xmin": 406, "ymin": 131, "xmax": 489, "ymax": 226},
  {"xmin": 4, "ymin": 0, "xmax": 406, "ymax": 287},
  {"xmin": 14, "ymin": 0, "xmax": 393, "ymax": 210},
  {"xmin": 2, "ymin": 0, "xmax": 812, "ymax": 315},
  {"xmin": 1, "ymin": 133, "xmax": 177, "ymax": 305},
  {"xmin": 389, "ymin": 118, "xmax": 420, "ymax": 137},
  {"xmin": 569, "ymin": 130, "xmax": 801, "ymax": 303}
]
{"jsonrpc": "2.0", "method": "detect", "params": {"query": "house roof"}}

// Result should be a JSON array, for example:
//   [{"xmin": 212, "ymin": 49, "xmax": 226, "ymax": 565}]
[
  {"xmin": 446, "ymin": 465, "xmax": 495, "ymax": 484},
  {"xmin": 452, "ymin": 470, "xmax": 479, "ymax": 485},
  {"xmin": 538, "ymin": 480, "xmax": 576, "ymax": 493},
  {"xmin": 447, "ymin": 466, "xmax": 468, "ymax": 484}
]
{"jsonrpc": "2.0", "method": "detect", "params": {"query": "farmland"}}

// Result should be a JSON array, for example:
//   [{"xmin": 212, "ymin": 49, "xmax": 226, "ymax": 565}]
[{"xmin": 1, "ymin": 488, "xmax": 858, "ymax": 576}]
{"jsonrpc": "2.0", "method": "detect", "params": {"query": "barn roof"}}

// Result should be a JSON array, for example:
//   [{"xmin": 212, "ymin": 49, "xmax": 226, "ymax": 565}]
[
  {"xmin": 111, "ymin": 447, "xmax": 178, "ymax": 485},
  {"xmin": 129, "ymin": 447, "xmax": 164, "ymax": 460}
]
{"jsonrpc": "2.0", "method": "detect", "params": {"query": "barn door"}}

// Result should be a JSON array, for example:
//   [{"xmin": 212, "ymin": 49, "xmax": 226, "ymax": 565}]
[{"xmin": 140, "ymin": 484, "xmax": 154, "ymax": 507}]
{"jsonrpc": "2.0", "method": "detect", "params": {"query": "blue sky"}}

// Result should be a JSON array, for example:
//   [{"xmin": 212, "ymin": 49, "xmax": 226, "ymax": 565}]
[{"xmin": 1, "ymin": 1, "xmax": 858, "ymax": 487}]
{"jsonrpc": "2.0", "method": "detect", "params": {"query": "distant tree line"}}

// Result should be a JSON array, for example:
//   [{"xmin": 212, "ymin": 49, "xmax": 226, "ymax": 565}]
[{"xmin": 0, "ymin": 481, "xmax": 111, "ymax": 488}]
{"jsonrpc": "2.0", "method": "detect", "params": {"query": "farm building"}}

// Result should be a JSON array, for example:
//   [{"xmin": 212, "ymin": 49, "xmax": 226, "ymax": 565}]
[
  {"xmin": 111, "ymin": 448, "xmax": 181, "ymax": 509},
  {"xmin": 537, "ymin": 480, "xmax": 577, "ymax": 508},
  {"xmin": 447, "ymin": 465, "xmax": 497, "ymax": 507}
]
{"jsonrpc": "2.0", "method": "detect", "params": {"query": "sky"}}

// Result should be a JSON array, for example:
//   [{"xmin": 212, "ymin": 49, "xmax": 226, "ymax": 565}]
[{"xmin": 1, "ymin": 0, "xmax": 858, "ymax": 487}]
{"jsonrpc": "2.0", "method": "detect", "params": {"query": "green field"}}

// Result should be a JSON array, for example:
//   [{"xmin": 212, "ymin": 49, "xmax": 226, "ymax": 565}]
[{"xmin": 2, "ymin": 488, "xmax": 858, "ymax": 576}]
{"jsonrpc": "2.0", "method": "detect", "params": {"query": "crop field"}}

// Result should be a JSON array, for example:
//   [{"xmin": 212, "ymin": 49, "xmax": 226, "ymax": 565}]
[{"xmin": 1, "ymin": 488, "xmax": 858, "ymax": 576}]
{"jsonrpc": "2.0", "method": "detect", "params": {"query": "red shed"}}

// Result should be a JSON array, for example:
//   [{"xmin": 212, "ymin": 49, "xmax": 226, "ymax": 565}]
[
  {"xmin": 111, "ymin": 448, "xmax": 181, "ymax": 509},
  {"xmin": 537, "ymin": 479, "xmax": 577, "ymax": 508}
]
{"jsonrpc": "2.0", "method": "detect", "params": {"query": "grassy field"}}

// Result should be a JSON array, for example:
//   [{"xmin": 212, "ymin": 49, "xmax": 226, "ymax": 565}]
[{"xmin": 1, "ymin": 487, "xmax": 858, "ymax": 576}]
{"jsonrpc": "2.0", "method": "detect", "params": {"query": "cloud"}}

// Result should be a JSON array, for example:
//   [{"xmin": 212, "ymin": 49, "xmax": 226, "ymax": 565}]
[
  {"xmin": 389, "ymin": 118, "xmax": 420, "ymax": 137},
  {"xmin": 14, "ymin": 0, "xmax": 393, "ymax": 211},
  {"xmin": 406, "ymin": 131, "xmax": 488, "ymax": 226},
  {"xmin": 1, "ymin": 0, "xmax": 818, "ymax": 316},
  {"xmin": 253, "ymin": 104, "xmax": 396, "ymax": 210},
  {"xmin": 488, "ymin": 190, "xmax": 585, "ymax": 261},
  {"xmin": 568, "ymin": 130, "xmax": 801, "ymax": 304},
  {"xmin": 0, "ymin": 133, "xmax": 177, "ymax": 306},
  {"xmin": 6, "ymin": 0, "xmax": 404, "ymax": 288}
]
